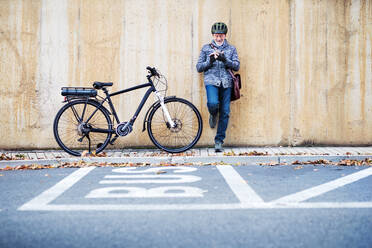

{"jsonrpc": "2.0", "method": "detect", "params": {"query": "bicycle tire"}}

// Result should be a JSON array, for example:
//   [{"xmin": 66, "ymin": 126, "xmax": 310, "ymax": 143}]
[
  {"xmin": 147, "ymin": 97, "xmax": 203, "ymax": 153},
  {"xmin": 53, "ymin": 99, "xmax": 112, "ymax": 156}
]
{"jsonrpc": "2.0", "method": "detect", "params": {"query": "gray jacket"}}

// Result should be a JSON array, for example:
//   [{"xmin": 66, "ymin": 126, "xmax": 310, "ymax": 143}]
[{"xmin": 196, "ymin": 40, "xmax": 240, "ymax": 88}]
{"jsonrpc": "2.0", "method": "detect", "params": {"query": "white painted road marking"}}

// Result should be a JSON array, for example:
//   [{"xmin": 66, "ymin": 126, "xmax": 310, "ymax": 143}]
[
  {"xmin": 273, "ymin": 167, "xmax": 372, "ymax": 203},
  {"xmin": 217, "ymin": 165, "xmax": 264, "ymax": 203},
  {"xmin": 100, "ymin": 175, "xmax": 201, "ymax": 184},
  {"xmin": 18, "ymin": 167, "xmax": 95, "ymax": 211},
  {"xmin": 85, "ymin": 186, "xmax": 205, "ymax": 198},
  {"xmin": 90, "ymin": 166, "xmax": 204, "ymax": 198},
  {"xmin": 17, "ymin": 202, "xmax": 372, "ymax": 211},
  {"xmin": 112, "ymin": 167, "xmax": 198, "ymax": 174},
  {"xmin": 17, "ymin": 166, "xmax": 372, "ymax": 211}
]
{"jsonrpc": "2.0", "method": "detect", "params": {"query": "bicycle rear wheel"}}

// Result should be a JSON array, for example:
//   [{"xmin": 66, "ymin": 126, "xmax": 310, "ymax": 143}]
[
  {"xmin": 53, "ymin": 99, "xmax": 112, "ymax": 156},
  {"xmin": 147, "ymin": 97, "xmax": 202, "ymax": 153}
]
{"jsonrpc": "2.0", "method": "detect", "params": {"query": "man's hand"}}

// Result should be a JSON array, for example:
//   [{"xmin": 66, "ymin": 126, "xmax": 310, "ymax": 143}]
[
  {"xmin": 209, "ymin": 52, "xmax": 218, "ymax": 63},
  {"xmin": 216, "ymin": 52, "xmax": 226, "ymax": 62}
]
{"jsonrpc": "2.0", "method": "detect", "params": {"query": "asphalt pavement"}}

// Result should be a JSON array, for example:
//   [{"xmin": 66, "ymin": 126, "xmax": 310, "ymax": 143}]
[{"xmin": 0, "ymin": 147, "xmax": 371, "ymax": 248}]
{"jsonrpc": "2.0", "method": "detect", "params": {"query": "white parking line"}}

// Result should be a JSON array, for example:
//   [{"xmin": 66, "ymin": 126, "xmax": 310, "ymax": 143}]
[
  {"xmin": 18, "ymin": 167, "xmax": 95, "ymax": 210},
  {"xmin": 217, "ymin": 165, "xmax": 264, "ymax": 203},
  {"xmin": 17, "ymin": 166, "xmax": 372, "ymax": 211},
  {"xmin": 273, "ymin": 167, "xmax": 372, "ymax": 203},
  {"xmin": 16, "ymin": 202, "xmax": 372, "ymax": 211},
  {"xmin": 100, "ymin": 175, "xmax": 201, "ymax": 184}
]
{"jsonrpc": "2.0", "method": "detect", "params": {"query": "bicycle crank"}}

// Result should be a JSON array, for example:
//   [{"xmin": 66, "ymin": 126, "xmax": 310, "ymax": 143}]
[{"xmin": 116, "ymin": 121, "xmax": 133, "ymax": 136}]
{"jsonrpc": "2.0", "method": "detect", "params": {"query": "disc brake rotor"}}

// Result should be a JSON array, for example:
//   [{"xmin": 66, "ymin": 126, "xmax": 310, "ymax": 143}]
[{"xmin": 169, "ymin": 119, "xmax": 182, "ymax": 133}]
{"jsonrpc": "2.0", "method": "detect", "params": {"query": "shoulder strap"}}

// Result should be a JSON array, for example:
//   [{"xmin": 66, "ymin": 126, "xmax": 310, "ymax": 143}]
[
  {"xmin": 228, "ymin": 69, "xmax": 236, "ymax": 79},
  {"xmin": 211, "ymin": 43, "xmax": 220, "ymax": 50}
]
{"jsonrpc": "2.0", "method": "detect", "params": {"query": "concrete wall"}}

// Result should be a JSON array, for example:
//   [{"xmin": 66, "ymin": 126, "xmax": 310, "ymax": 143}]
[{"xmin": 0, "ymin": 0, "xmax": 371, "ymax": 149}]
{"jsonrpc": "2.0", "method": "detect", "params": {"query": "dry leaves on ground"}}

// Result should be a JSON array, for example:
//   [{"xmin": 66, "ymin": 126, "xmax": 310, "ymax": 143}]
[
  {"xmin": 292, "ymin": 159, "xmax": 330, "ymax": 165},
  {"xmin": 239, "ymin": 151, "xmax": 269, "ymax": 156},
  {"xmin": 0, "ymin": 161, "xmax": 152, "ymax": 171},
  {"xmin": 146, "ymin": 151, "xmax": 196, "ymax": 157},
  {"xmin": 0, "ymin": 164, "xmax": 55, "ymax": 171},
  {"xmin": 81, "ymin": 151, "xmax": 107, "ymax": 157},
  {"xmin": 260, "ymin": 158, "xmax": 372, "ymax": 167},
  {"xmin": 275, "ymin": 152, "xmax": 330, "ymax": 156},
  {"xmin": 338, "ymin": 159, "xmax": 372, "ymax": 166},
  {"xmin": 0, "ymin": 153, "xmax": 26, "ymax": 161},
  {"xmin": 1, "ymin": 158, "xmax": 371, "ymax": 171},
  {"xmin": 0, "ymin": 160, "xmax": 238, "ymax": 171}
]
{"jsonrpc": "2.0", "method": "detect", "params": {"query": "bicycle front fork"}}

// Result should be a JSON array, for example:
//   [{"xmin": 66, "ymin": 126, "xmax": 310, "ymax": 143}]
[{"xmin": 155, "ymin": 92, "xmax": 176, "ymax": 128}]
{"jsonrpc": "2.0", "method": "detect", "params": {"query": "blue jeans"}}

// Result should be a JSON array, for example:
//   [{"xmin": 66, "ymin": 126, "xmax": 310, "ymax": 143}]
[{"xmin": 205, "ymin": 85, "xmax": 231, "ymax": 144}]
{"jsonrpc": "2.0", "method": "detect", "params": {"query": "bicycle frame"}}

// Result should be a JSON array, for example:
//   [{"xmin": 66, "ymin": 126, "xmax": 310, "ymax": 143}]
[
  {"xmin": 81, "ymin": 75, "xmax": 174, "ymax": 134},
  {"xmin": 104, "ymin": 81, "xmax": 155, "ymax": 125}
]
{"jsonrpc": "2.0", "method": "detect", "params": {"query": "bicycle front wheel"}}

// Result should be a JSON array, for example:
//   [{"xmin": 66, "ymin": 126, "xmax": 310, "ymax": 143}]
[
  {"xmin": 147, "ymin": 97, "xmax": 203, "ymax": 153},
  {"xmin": 53, "ymin": 99, "xmax": 112, "ymax": 156}
]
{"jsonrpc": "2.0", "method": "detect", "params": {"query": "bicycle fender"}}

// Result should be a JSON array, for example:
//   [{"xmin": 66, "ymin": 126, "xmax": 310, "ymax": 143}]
[{"xmin": 142, "ymin": 96, "xmax": 177, "ymax": 132}]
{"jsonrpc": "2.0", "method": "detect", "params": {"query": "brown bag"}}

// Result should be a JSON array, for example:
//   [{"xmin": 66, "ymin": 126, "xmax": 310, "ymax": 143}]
[{"xmin": 228, "ymin": 70, "xmax": 241, "ymax": 101}]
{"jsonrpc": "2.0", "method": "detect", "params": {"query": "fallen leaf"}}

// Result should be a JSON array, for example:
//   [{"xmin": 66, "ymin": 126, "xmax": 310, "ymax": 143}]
[
  {"xmin": 156, "ymin": 170, "xmax": 167, "ymax": 174},
  {"xmin": 0, "ymin": 154, "xmax": 13, "ymax": 161},
  {"xmin": 259, "ymin": 161, "xmax": 279, "ymax": 166},
  {"xmin": 294, "ymin": 166, "xmax": 303, "ymax": 170},
  {"xmin": 15, "ymin": 154, "xmax": 26, "ymax": 160},
  {"xmin": 81, "ymin": 150, "xmax": 89, "ymax": 157},
  {"xmin": 239, "ymin": 151, "xmax": 269, "ymax": 156}
]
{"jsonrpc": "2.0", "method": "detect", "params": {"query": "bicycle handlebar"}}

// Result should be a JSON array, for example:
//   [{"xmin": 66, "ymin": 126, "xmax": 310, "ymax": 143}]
[{"xmin": 146, "ymin": 66, "xmax": 159, "ymax": 77}]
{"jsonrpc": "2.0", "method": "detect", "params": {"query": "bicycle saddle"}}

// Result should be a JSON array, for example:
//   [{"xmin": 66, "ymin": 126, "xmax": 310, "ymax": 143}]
[{"xmin": 93, "ymin": 81, "xmax": 113, "ymax": 89}]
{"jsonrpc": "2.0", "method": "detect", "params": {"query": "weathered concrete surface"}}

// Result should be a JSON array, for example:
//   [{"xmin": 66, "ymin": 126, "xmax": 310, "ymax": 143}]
[
  {"xmin": 289, "ymin": 0, "xmax": 372, "ymax": 146},
  {"xmin": 0, "ymin": 0, "xmax": 371, "ymax": 149}
]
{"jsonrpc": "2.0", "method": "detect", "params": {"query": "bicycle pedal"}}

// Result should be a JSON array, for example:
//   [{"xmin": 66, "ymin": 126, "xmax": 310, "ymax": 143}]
[{"xmin": 110, "ymin": 135, "xmax": 119, "ymax": 145}]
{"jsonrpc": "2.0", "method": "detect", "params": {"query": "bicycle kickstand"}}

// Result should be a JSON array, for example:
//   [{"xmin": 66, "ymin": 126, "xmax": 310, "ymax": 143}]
[
  {"xmin": 77, "ymin": 134, "xmax": 92, "ymax": 154},
  {"xmin": 86, "ymin": 134, "xmax": 92, "ymax": 154}
]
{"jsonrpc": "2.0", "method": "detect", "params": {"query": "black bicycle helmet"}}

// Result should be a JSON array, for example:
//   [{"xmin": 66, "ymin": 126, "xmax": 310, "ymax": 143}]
[{"xmin": 211, "ymin": 22, "xmax": 228, "ymax": 34}]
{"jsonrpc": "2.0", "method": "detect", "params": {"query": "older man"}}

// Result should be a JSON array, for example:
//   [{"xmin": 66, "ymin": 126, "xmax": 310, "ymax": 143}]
[{"xmin": 196, "ymin": 22, "xmax": 240, "ymax": 152}]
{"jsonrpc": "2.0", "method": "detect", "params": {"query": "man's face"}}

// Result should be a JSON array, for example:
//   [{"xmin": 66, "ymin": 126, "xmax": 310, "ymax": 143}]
[{"xmin": 213, "ymin": 33, "xmax": 226, "ymax": 45}]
